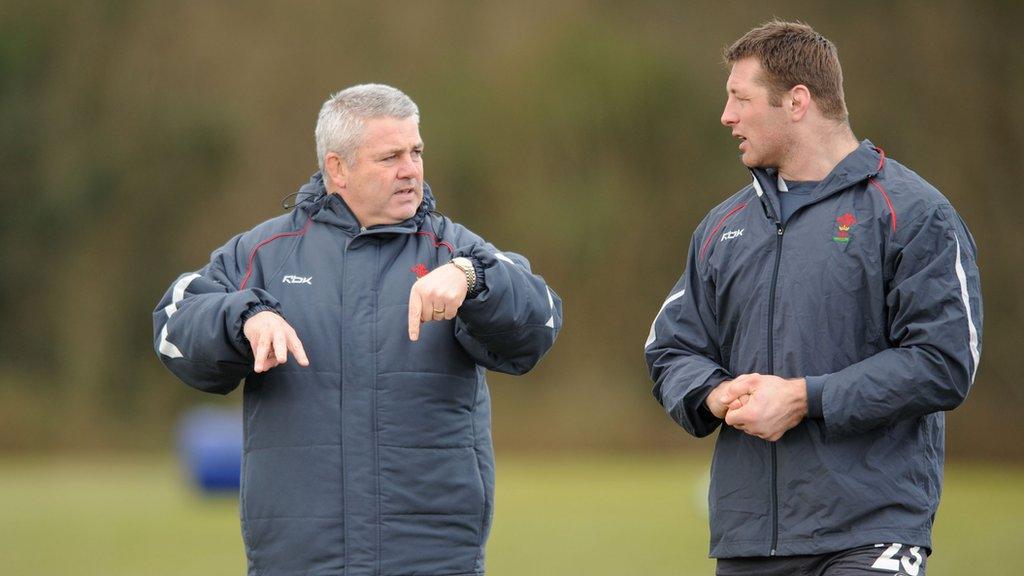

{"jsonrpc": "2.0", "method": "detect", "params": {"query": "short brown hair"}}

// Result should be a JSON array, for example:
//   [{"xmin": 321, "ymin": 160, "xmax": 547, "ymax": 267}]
[{"xmin": 724, "ymin": 20, "xmax": 848, "ymax": 121}]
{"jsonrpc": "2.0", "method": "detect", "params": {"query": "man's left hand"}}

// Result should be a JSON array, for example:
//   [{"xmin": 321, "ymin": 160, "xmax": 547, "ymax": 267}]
[
  {"xmin": 721, "ymin": 375, "xmax": 808, "ymax": 442},
  {"xmin": 408, "ymin": 263, "xmax": 468, "ymax": 341}
]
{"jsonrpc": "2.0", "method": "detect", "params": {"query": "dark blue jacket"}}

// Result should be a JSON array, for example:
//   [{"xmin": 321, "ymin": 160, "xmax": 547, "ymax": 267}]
[
  {"xmin": 154, "ymin": 174, "xmax": 562, "ymax": 575},
  {"xmin": 645, "ymin": 141, "xmax": 982, "ymax": 557}
]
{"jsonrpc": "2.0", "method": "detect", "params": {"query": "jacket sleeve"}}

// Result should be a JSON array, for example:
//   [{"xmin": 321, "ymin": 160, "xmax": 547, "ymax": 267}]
[
  {"xmin": 445, "ymin": 222, "xmax": 562, "ymax": 375},
  {"xmin": 152, "ymin": 233, "xmax": 284, "ymax": 394},
  {"xmin": 645, "ymin": 229, "xmax": 733, "ymax": 438},
  {"xmin": 804, "ymin": 203, "xmax": 983, "ymax": 437}
]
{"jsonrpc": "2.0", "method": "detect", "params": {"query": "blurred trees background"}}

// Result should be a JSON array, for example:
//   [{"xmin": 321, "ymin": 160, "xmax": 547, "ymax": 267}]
[{"xmin": 1, "ymin": 0, "xmax": 1021, "ymax": 459}]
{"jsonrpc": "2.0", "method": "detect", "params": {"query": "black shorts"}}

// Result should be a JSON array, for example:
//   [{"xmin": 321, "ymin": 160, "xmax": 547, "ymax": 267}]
[{"xmin": 716, "ymin": 543, "xmax": 928, "ymax": 576}]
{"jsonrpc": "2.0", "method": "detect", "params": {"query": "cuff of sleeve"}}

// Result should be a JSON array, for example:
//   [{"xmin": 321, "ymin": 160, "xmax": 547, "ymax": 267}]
[
  {"xmin": 696, "ymin": 385, "xmax": 722, "ymax": 424},
  {"xmin": 467, "ymin": 257, "xmax": 485, "ymax": 299},
  {"xmin": 453, "ymin": 250, "xmax": 487, "ymax": 299},
  {"xmin": 241, "ymin": 303, "xmax": 279, "ymax": 323},
  {"xmin": 804, "ymin": 375, "xmax": 828, "ymax": 419},
  {"xmin": 239, "ymin": 304, "xmax": 281, "ymax": 345}
]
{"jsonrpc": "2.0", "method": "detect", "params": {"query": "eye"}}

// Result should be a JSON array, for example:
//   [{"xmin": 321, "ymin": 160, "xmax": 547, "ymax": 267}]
[{"xmin": 411, "ymin": 148, "xmax": 423, "ymax": 158}]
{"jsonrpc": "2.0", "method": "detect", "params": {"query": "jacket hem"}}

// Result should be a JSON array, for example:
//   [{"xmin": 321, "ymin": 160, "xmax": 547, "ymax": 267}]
[
  {"xmin": 710, "ymin": 528, "xmax": 932, "ymax": 558},
  {"xmin": 249, "ymin": 572, "xmax": 483, "ymax": 576}
]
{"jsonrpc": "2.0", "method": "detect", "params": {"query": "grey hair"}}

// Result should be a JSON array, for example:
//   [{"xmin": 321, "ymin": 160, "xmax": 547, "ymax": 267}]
[{"xmin": 314, "ymin": 84, "xmax": 420, "ymax": 170}]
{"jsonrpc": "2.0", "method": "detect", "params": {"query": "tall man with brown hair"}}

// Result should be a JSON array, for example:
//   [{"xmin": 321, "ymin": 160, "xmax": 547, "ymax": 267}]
[{"xmin": 646, "ymin": 21, "xmax": 982, "ymax": 576}]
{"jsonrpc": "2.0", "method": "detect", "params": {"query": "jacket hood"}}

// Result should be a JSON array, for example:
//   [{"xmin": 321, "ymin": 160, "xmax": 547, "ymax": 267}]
[
  {"xmin": 750, "ymin": 139, "xmax": 884, "ymax": 222},
  {"xmin": 295, "ymin": 171, "xmax": 438, "ymax": 234}
]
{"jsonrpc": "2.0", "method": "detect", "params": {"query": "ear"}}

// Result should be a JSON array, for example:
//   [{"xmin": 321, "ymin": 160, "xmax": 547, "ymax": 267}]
[
  {"xmin": 788, "ymin": 84, "xmax": 812, "ymax": 121},
  {"xmin": 324, "ymin": 152, "xmax": 348, "ymax": 192}
]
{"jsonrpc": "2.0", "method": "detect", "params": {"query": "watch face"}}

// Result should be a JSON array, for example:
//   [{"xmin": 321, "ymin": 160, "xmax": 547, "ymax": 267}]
[
  {"xmin": 451, "ymin": 258, "xmax": 476, "ymax": 292},
  {"xmin": 452, "ymin": 258, "xmax": 471, "ymax": 273}
]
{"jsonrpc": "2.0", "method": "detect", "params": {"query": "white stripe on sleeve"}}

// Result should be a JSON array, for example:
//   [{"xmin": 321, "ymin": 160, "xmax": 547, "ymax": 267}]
[
  {"xmin": 158, "ymin": 325, "xmax": 182, "ymax": 358},
  {"xmin": 158, "ymin": 273, "xmax": 201, "ymax": 359},
  {"xmin": 645, "ymin": 289, "xmax": 686, "ymax": 348},
  {"xmin": 494, "ymin": 252, "xmax": 516, "ymax": 265},
  {"xmin": 545, "ymin": 287, "xmax": 555, "ymax": 329},
  {"xmin": 953, "ymin": 235, "xmax": 981, "ymax": 382}
]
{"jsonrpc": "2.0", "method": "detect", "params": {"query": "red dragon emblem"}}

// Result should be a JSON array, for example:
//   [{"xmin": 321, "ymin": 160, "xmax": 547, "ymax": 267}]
[{"xmin": 410, "ymin": 263, "xmax": 429, "ymax": 278}]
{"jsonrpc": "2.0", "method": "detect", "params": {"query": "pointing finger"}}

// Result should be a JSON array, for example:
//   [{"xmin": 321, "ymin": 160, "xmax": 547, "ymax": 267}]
[
  {"xmin": 408, "ymin": 287, "xmax": 422, "ymax": 341},
  {"xmin": 288, "ymin": 331, "xmax": 309, "ymax": 367}
]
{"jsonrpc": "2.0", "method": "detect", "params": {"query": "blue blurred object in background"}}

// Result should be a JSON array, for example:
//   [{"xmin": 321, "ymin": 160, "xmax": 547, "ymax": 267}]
[{"xmin": 176, "ymin": 406, "xmax": 243, "ymax": 493}]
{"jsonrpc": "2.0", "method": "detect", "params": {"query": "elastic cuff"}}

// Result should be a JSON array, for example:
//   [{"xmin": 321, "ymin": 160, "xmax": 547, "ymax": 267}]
[
  {"xmin": 471, "ymin": 258, "xmax": 487, "ymax": 297},
  {"xmin": 239, "ymin": 304, "xmax": 280, "ymax": 344},
  {"xmin": 467, "ymin": 257, "xmax": 485, "ymax": 298},
  {"xmin": 804, "ymin": 375, "xmax": 828, "ymax": 419},
  {"xmin": 241, "ymin": 304, "xmax": 279, "ymax": 323}
]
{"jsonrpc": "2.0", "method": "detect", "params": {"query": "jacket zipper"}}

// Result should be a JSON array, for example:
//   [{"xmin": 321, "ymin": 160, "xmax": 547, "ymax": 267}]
[
  {"xmin": 767, "ymin": 222, "xmax": 784, "ymax": 556},
  {"xmin": 339, "ymin": 237, "xmax": 350, "ymax": 565}
]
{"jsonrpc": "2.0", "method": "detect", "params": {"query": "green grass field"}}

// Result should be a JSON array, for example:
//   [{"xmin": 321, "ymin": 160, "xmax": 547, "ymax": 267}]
[{"xmin": 0, "ymin": 453, "xmax": 1020, "ymax": 575}]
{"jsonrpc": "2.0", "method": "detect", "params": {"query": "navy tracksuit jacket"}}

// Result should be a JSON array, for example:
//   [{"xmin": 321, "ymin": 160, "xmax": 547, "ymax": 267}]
[
  {"xmin": 646, "ymin": 141, "xmax": 982, "ymax": 557},
  {"xmin": 155, "ymin": 174, "xmax": 562, "ymax": 575}
]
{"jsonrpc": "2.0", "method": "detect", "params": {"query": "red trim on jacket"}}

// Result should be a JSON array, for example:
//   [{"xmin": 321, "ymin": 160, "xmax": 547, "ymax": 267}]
[
  {"xmin": 869, "ymin": 179, "xmax": 897, "ymax": 233},
  {"xmin": 867, "ymin": 146, "xmax": 896, "ymax": 232},
  {"xmin": 415, "ymin": 231, "xmax": 455, "ymax": 254},
  {"xmin": 239, "ymin": 217, "xmax": 314, "ymax": 289},
  {"xmin": 700, "ymin": 202, "xmax": 748, "ymax": 261}
]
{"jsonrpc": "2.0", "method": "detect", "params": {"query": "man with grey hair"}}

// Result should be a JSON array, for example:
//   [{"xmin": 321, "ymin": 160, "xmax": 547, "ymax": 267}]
[{"xmin": 154, "ymin": 83, "xmax": 562, "ymax": 575}]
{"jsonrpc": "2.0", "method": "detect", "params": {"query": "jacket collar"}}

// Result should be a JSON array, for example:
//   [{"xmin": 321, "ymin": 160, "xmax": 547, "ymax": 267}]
[
  {"xmin": 298, "ymin": 171, "xmax": 437, "ymax": 236},
  {"xmin": 749, "ymin": 139, "xmax": 884, "ymax": 223}
]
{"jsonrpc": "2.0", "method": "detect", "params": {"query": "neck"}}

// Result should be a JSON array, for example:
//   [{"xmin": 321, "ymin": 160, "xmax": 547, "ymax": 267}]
[{"xmin": 778, "ymin": 124, "xmax": 859, "ymax": 181}]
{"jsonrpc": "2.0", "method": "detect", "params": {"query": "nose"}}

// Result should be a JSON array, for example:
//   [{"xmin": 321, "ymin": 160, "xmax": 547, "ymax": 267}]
[
  {"xmin": 396, "ymin": 154, "xmax": 419, "ymax": 180},
  {"xmin": 721, "ymin": 100, "xmax": 738, "ymax": 127},
  {"xmin": 395, "ymin": 158, "xmax": 415, "ymax": 181}
]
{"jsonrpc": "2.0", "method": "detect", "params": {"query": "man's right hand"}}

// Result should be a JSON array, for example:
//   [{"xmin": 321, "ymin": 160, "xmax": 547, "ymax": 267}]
[
  {"xmin": 706, "ymin": 375, "xmax": 753, "ymax": 419},
  {"xmin": 243, "ymin": 311, "xmax": 310, "ymax": 373}
]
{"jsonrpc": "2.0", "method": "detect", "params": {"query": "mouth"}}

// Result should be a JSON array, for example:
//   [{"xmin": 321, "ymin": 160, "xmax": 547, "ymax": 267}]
[
  {"xmin": 734, "ymin": 134, "xmax": 748, "ymax": 150},
  {"xmin": 394, "ymin": 186, "xmax": 417, "ymax": 196}
]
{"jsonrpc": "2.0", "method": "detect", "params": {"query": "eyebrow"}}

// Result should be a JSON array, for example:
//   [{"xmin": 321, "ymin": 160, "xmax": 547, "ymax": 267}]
[{"xmin": 376, "ymin": 143, "xmax": 424, "ymax": 157}]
